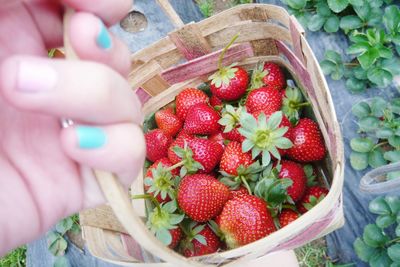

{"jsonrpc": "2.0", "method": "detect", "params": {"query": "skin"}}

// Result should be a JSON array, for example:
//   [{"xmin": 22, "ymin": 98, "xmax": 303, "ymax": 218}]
[{"xmin": 0, "ymin": 0, "xmax": 145, "ymax": 255}]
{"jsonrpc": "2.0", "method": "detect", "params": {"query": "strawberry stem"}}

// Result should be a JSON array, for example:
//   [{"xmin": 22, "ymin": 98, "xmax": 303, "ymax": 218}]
[
  {"xmin": 132, "ymin": 194, "xmax": 161, "ymax": 214},
  {"xmin": 217, "ymin": 33, "xmax": 240, "ymax": 71},
  {"xmin": 165, "ymin": 161, "xmax": 185, "ymax": 172},
  {"xmin": 289, "ymin": 102, "xmax": 310, "ymax": 109},
  {"xmin": 240, "ymin": 176, "xmax": 252, "ymax": 195}
]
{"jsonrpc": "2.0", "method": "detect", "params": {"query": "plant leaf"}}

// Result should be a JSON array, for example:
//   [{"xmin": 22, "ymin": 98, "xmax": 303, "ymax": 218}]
[
  {"xmin": 368, "ymin": 149, "xmax": 387, "ymax": 168},
  {"xmin": 358, "ymin": 48, "xmax": 380, "ymax": 69},
  {"xmin": 363, "ymin": 224, "xmax": 389, "ymax": 247},
  {"xmin": 327, "ymin": 0, "xmax": 349, "ymax": 13},
  {"xmin": 354, "ymin": 237, "xmax": 379, "ymax": 262},
  {"xmin": 388, "ymin": 244, "xmax": 400, "ymax": 262},
  {"xmin": 286, "ymin": 0, "xmax": 307, "ymax": 9},
  {"xmin": 350, "ymin": 137, "xmax": 374, "ymax": 153},
  {"xmin": 324, "ymin": 15, "xmax": 340, "ymax": 32},
  {"xmin": 350, "ymin": 151, "xmax": 369, "ymax": 170},
  {"xmin": 367, "ymin": 67, "xmax": 393, "ymax": 87},
  {"xmin": 308, "ymin": 14, "xmax": 326, "ymax": 31},
  {"xmin": 340, "ymin": 15, "xmax": 363, "ymax": 31},
  {"xmin": 352, "ymin": 102, "xmax": 371, "ymax": 118},
  {"xmin": 369, "ymin": 196, "xmax": 391, "ymax": 215},
  {"xmin": 384, "ymin": 151, "xmax": 400, "ymax": 162}
]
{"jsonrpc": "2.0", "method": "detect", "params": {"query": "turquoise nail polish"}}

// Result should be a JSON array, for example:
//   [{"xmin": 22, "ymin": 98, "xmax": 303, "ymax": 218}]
[
  {"xmin": 96, "ymin": 21, "xmax": 112, "ymax": 49},
  {"xmin": 76, "ymin": 126, "xmax": 107, "ymax": 149}
]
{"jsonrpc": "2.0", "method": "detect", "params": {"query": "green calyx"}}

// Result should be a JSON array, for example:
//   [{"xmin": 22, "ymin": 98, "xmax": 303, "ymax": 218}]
[
  {"xmin": 172, "ymin": 142, "xmax": 204, "ymax": 177},
  {"xmin": 282, "ymin": 86, "xmax": 309, "ymax": 125},
  {"xmin": 209, "ymin": 33, "xmax": 240, "ymax": 88},
  {"xmin": 220, "ymin": 161, "xmax": 263, "ymax": 194},
  {"xmin": 304, "ymin": 164, "xmax": 318, "ymax": 187},
  {"xmin": 144, "ymin": 163, "xmax": 177, "ymax": 200},
  {"xmin": 218, "ymin": 105, "xmax": 243, "ymax": 133},
  {"xmin": 179, "ymin": 221, "xmax": 208, "ymax": 252},
  {"xmin": 238, "ymin": 111, "xmax": 293, "ymax": 166},
  {"xmin": 304, "ymin": 195, "xmax": 326, "ymax": 211},
  {"xmin": 250, "ymin": 63, "xmax": 269, "ymax": 90},
  {"xmin": 146, "ymin": 200, "xmax": 185, "ymax": 246},
  {"xmin": 254, "ymin": 164, "xmax": 294, "ymax": 217}
]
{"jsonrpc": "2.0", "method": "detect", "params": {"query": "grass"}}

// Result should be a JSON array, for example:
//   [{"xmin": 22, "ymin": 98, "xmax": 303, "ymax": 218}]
[{"xmin": 0, "ymin": 246, "xmax": 26, "ymax": 267}]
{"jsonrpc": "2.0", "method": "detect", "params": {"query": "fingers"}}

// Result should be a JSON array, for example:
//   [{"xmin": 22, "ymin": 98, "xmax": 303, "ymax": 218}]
[
  {"xmin": 68, "ymin": 12, "xmax": 131, "ymax": 76},
  {"xmin": 0, "ymin": 56, "xmax": 143, "ymax": 124},
  {"xmin": 60, "ymin": 123, "xmax": 145, "ymax": 188},
  {"xmin": 62, "ymin": 0, "xmax": 131, "ymax": 26}
]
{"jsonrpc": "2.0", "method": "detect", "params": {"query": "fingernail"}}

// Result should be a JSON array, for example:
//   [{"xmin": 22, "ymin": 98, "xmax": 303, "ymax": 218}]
[
  {"xmin": 76, "ymin": 126, "xmax": 107, "ymax": 149},
  {"xmin": 17, "ymin": 61, "xmax": 58, "ymax": 92},
  {"xmin": 96, "ymin": 20, "xmax": 112, "ymax": 50}
]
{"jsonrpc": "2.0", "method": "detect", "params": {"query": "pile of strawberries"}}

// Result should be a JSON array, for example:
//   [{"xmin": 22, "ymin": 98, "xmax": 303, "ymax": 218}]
[{"xmin": 141, "ymin": 59, "xmax": 329, "ymax": 257}]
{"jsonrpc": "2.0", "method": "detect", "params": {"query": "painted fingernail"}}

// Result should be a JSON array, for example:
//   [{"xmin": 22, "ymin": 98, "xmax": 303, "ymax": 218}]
[
  {"xmin": 76, "ymin": 126, "xmax": 107, "ymax": 149},
  {"xmin": 96, "ymin": 20, "xmax": 112, "ymax": 50},
  {"xmin": 17, "ymin": 61, "xmax": 58, "ymax": 92}
]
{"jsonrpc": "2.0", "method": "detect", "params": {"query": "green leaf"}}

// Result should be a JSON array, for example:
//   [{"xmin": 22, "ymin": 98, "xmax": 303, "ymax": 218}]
[
  {"xmin": 388, "ymin": 244, "xmax": 400, "ymax": 262},
  {"xmin": 327, "ymin": 0, "xmax": 349, "ymax": 13},
  {"xmin": 352, "ymin": 102, "xmax": 371, "ymax": 118},
  {"xmin": 384, "ymin": 5, "xmax": 400, "ymax": 33},
  {"xmin": 353, "ymin": 66, "xmax": 368, "ymax": 80},
  {"xmin": 387, "ymin": 171, "xmax": 400, "ymax": 180},
  {"xmin": 376, "ymin": 128, "xmax": 394, "ymax": 139},
  {"xmin": 354, "ymin": 4, "xmax": 371, "ymax": 21},
  {"xmin": 316, "ymin": 2, "xmax": 332, "ymax": 17},
  {"xmin": 348, "ymin": 0, "xmax": 363, "ymax": 5},
  {"xmin": 381, "ymin": 58, "xmax": 400, "ymax": 76},
  {"xmin": 370, "ymin": 97, "xmax": 387, "ymax": 117},
  {"xmin": 376, "ymin": 215, "xmax": 396, "ymax": 228},
  {"xmin": 340, "ymin": 15, "xmax": 363, "ymax": 31},
  {"xmin": 370, "ymin": 249, "xmax": 393, "ymax": 267},
  {"xmin": 389, "ymin": 136, "xmax": 400, "ymax": 147},
  {"xmin": 363, "ymin": 224, "xmax": 389, "ymax": 247},
  {"xmin": 350, "ymin": 151, "xmax": 369, "ymax": 170},
  {"xmin": 368, "ymin": 150, "xmax": 387, "ymax": 168},
  {"xmin": 308, "ymin": 14, "xmax": 326, "ymax": 31},
  {"xmin": 384, "ymin": 151, "xmax": 400, "ymax": 162},
  {"xmin": 286, "ymin": 0, "xmax": 307, "ymax": 9},
  {"xmin": 346, "ymin": 77, "xmax": 366, "ymax": 92},
  {"xmin": 354, "ymin": 237, "xmax": 378, "ymax": 262},
  {"xmin": 156, "ymin": 228, "xmax": 172, "ymax": 246},
  {"xmin": 55, "ymin": 217, "xmax": 74, "ymax": 235},
  {"xmin": 194, "ymin": 235, "xmax": 207, "ymax": 245},
  {"xmin": 347, "ymin": 42, "xmax": 370, "ymax": 54},
  {"xmin": 54, "ymin": 257, "xmax": 69, "ymax": 267},
  {"xmin": 385, "ymin": 196, "xmax": 400, "ymax": 214},
  {"xmin": 325, "ymin": 50, "xmax": 343, "ymax": 63},
  {"xmin": 358, "ymin": 116, "xmax": 380, "ymax": 132},
  {"xmin": 367, "ymin": 67, "xmax": 393, "ymax": 87},
  {"xmin": 48, "ymin": 236, "xmax": 68, "ymax": 256},
  {"xmin": 358, "ymin": 48, "xmax": 380, "ymax": 69},
  {"xmin": 369, "ymin": 197, "xmax": 391, "ymax": 215},
  {"xmin": 324, "ymin": 15, "xmax": 340, "ymax": 32},
  {"xmin": 350, "ymin": 137, "xmax": 374, "ymax": 153}
]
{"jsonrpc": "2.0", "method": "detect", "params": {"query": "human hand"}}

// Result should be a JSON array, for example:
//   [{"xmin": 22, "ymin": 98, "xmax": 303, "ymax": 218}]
[{"xmin": 0, "ymin": 0, "xmax": 145, "ymax": 255}]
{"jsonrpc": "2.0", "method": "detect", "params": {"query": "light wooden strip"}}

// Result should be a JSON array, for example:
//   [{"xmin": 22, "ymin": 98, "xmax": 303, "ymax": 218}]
[
  {"xmin": 161, "ymin": 43, "xmax": 254, "ymax": 84},
  {"xmin": 169, "ymin": 23, "xmax": 212, "ymax": 60},
  {"xmin": 128, "ymin": 60, "xmax": 170, "ymax": 95},
  {"xmin": 80, "ymin": 205, "xmax": 128, "ymax": 234},
  {"xmin": 289, "ymin": 16, "xmax": 306, "ymax": 64},
  {"xmin": 156, "ymin": 0, "xmax": 184, "ymax": 28}
]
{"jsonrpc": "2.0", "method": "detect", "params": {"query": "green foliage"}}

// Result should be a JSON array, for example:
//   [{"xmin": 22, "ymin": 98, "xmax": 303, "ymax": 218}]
[
  {"xmin": 196, "ymin": 0, "xmax": 214, "ymax": 18},
  {"xmin": 0, "ymin": 246, "xmax": 26, "ymax": 267},
  {"xmin": 46, "ymin": 215, "xmax": 80, "ymax": 267},
  {"xmin": 349, "ymin": 97, "xmax": 400, "ymax": 177},
  {"xmin": 285, "ymin": 0, "xmax": 400, "ymax": 93},
  {"xmin": 355, "ymin": 195, "xmax": 400, "ymax": 266}
]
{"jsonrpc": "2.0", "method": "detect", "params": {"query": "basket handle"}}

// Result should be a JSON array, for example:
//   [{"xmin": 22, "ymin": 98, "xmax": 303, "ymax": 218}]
[
  {"xmin": 155, "ymin": 0, "xmax": 185, "ymax": 28},
  {"xmin": 63, "ymin": 8, "xmax": 215, "ymax": 267},
  {"xmin": 359, "ymin": 162, "xmax": 400, "ymax": 194}
]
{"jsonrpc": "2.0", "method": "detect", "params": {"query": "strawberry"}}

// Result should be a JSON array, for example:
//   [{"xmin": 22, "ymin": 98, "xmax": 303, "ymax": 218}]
[
  {"xmin": 210, "ymin": 66, "xmax": 249, "ymax": 101},
  {"xmin": 183, "ymin": 103, "xmax": 221, "ymax": 135},
  {"xmin": 279, "ymin": 209, "xmax": 299, "ymax": 228},
  {"xmin": 278, "ymin": 160, "xmax": 307, "ymax": 202},
  {"xmin": 218, "ymin": 195, "xmax": 276, "ymax": 248},
  {"xmin": 245, "ymin": 86, "xmax": 282, "ymax": 114},
  {"xmin": 145, "ymin": 129, "xmax": 173, "ymax": 162},
  {"xmin": 169, "ymin": 136, "xmax": 223, "ymax": 173},
  {"xmin": 218, "ymin": 105, "xmax": 245, "ymax": 142},
  {"xmin": 229, "ymin": 186, "xmax": 249, "ymax": 200},
  {"xmin": 262, "ymin": 62, "xmax": 286, "ymax": 90},
  {"xmin": 210, "ymin": 95, "xmax": 223, "ymax": 109},
  {"xmin": 297, "ymin": 186, "xmax": 329, "ymax": 214},
  {"xmin": 220, "ymin": 141, "xmax": 254, "ymax": 176},
  {"xmin": 169, "ymin": 227, "xmax": 183, "ymax": 249},
  {"xmin": 181, "ymin": 223, "xmax": 221, "ymax": 257},
  {"xmin": 177, "ymin": 174, "xmax": 230, "ymax": 222},
  {"xmin": 287, "ymin": 118, "xmax": 326, "ymax": 162},
  {"xmin": 209, "ymin": 132, "xmax": 226, "ymax": 149},
  {"xmin": 223, "ymin": 127, "xmax": 244, "ymax": 142},
  {"xmin": 155, "ymin": 108, "xmax": 182, "ymax": 137},
  {"xmin": 175, "ymin": 88, "xmax": 209, "ymax": 120},
  {"xmin": 144, "ymin": 158, "xmax": 179, "ymax": 203}
]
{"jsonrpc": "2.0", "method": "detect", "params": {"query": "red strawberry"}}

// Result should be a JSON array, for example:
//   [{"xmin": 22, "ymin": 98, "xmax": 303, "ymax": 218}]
[
  {"xmin": 167, "ymin": 133, "xmax": 193, "ymax": 164},
  {"xmin": 144, "ymin": 158, "xmax": 179, "ymax": 203},
  {"xmin": 297, "ymin": 186, "xmax": 329, "ymax": 214},
  {"xmin": 287, "ymin": 118, "xmax": 326, "ymax": 162},
  {"xmin": 145, "ymin": 129, "xmax": 173, "ymax": 162},
  {"xmin": 177, "ymin": 174, "xmax": 230, "ymax": 222},
  {"xmin": 262, "ymin": 62, "xmax": 286, "ymax": 90},
  {"xmin": 218, "ymin": 195, "xmax": 276, "ymax": 248},
  {"xmin": 169, "ymin": 136, "xmax": 223, "ymax": 173},
  {"xmin": 222, "ymin": 127, "xmax": 245, "ymax": 142},
  {"xmin": 279, "ymin": 209, "xmax": 299, "ymax": 228},
  {"xmin": 210, "ymin": 66, "xmax": 249, "ymax": 101},
  {"xmin": 220, "ymin": 141, "xmax": 254, "ymax": 176},
  {"xmin": 169, "ymin": 227, "xmax": 183, "ymax": 249},
  {"xmin": 245, "ymin": 86, "xmax": 282, "ymax": 114},
  {"xmin": 183, "ymin": 103, "xmax": 221, "ymax": 135},
  {"xmin": 210, "ymin": 95, "xmax": 223, "ymax": 108},
  {"xmin": 209, "ymin": 132, "xmax": 226, "ymax": 149},
  {"xmin": 175, "ymin": 88, "xmax": 209, "ymax": 120},
  {"xmin": 155, "ymin": 108, "xmax": 182, "ymax": 137},
  {"xmin": 181, "ymin": 224, "xmax": 221, "ymax": 257},
  {"xmin": 229, "ymin": 186, "xmax": 249, "ymax": 200},
  {"xmin": 278, "ymin": 160, "xmax": 307, "ymax": 202}
]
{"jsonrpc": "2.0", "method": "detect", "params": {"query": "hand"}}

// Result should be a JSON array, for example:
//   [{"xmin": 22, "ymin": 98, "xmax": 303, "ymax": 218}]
[{"xmin": 0, "ymin": 0, "xmax": 145, "ymax": 255}]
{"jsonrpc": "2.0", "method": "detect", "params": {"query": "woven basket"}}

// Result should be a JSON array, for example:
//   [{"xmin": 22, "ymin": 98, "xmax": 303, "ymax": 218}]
[{"xmin": 79, "ymin": 2, "xmax": 345, "ymax": 266}]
